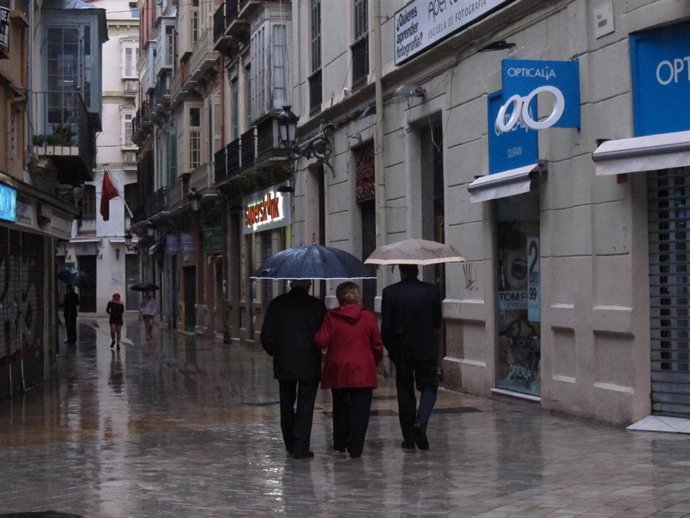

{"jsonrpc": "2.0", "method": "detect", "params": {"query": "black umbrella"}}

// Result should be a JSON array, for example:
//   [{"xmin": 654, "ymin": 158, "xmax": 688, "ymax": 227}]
[
  {"xmin": 57, "ymin": 269, "xmax": 94, "ymax": 289},
  {"xmin": 130, "ymin": 282, "xmax": 160, "ymax": 291},
  {"xmin": 251, "ymin": 244, "xmax": 376, "ymax": 280}
]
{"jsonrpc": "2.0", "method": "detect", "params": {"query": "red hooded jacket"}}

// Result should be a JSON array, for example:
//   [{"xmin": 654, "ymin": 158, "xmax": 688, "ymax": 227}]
[{"xmin": 314, "ymin": 303, "xmax": 383, "ymax": 389}]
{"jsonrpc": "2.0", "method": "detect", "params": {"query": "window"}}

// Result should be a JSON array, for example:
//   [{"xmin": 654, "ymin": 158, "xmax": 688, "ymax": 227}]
[
  {"xmin": 244, "ymin": 61, "xmax": 252, "ymax": 127},
  {"xmin": 311, "ymin": 0, "xmax": 321, "ymax": 73},
  {"xmin": 167, "ymin": 126, "xmax": 177, "ymax": 185},
  {"xmin": 122, "ymin": 111, "xmax": 134, "ymax": 147},
  {"xmin": 165, "ymin": 25, "xmax": 174, "ymax": 67},
  {"xmin": 122, "ymin": 44, "xmax": 138, "ymax": 79},
  {"xmin": 230, "ymin": 77, "xmax": 239, "ymax": 140},
  {"xmin": 46, "ymin": 27, "xmax": 80, "ymax": 125},
  {"xmin": 82, "ymin": 185, "xmax": 96, "ymax": 219},
  {"xmin": 191, "ymin": 0, "xmax": 200, "ymax": 45},
  {"xmin": 250, "ymin": 26, "xmax": 266, "ymax": 117},
  {"xmin": 272, "ymin": 25, "xmax": 287, "ymax": 109},
  {"xmin": 352, "ymin": 0, "xmax": 369, "ymax": 89},
  {"xmin": 189, "ymin": 107, "xmax": 201, "ymax": 169}
]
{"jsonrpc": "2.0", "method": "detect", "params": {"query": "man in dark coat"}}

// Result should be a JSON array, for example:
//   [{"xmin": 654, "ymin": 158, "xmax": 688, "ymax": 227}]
[
  {"xmin": 381, "ymin": 264, "xmax": 442, "ymax": 451},
  {"xmin": 261, "ymin": 279, "xmax": 326, "ymax": 459},
  {"xmin": 62, "ymin": 285, "xmax": 80, "ymax": 344}
]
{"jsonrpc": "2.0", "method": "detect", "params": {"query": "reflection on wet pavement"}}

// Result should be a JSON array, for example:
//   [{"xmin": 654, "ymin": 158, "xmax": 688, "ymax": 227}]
[{"xmin": 0, "ymin": 318, "xmax": 689, "ymax": 517}]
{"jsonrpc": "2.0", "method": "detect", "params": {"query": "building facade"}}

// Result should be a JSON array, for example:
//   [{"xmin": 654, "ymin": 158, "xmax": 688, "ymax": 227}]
[
  {"xmin": 0, "ymin": 0, "xmax": 106, "ymax": 399},
  {"xmin": 132, "ymin": 0, "xmax": 690, "ymax": 425}
]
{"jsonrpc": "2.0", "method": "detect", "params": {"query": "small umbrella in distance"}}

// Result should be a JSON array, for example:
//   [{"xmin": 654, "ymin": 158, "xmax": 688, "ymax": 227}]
[
  {"xmin": 251, "ymin": 243, "xmax": 376, "ymax": 280},
  {"xmin": 57, "ymin": 269, "xmax": 94, "ymax": 289},
  {"xmin": 364, "ymin": 238, "xmax": 466, "ymax": 266},
  {"xmin": 130, "ymin": 282, "xmax": 160, "ymax": 291}
]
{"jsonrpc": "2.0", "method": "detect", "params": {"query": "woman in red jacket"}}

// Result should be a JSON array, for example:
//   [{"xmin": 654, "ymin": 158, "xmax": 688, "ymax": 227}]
[{"xmin": 314, "ymin": 281, "xmax": 383, "ymax": 458}]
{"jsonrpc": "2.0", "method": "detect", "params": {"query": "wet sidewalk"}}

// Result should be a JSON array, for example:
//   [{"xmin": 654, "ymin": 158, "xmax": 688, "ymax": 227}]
[{"xmin": 0, "ymin": 319, "xmax": 689, "ymax": 518}]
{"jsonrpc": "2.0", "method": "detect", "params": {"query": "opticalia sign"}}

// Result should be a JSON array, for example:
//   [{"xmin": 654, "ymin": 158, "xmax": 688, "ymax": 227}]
[
  {"xmin": 630, "ymin": 22, "xmax": 690, "ymax": 136},
  {"xmin": 242, "ymin": 186, "xmax": 291, "ymax": 235},
  {"xmin": 487, "ymin": 89, "xmax": 538, "ymax": 174},
  {"xmin": 394, "ymin": 0, "xmax": 512, "ymax": 66},
  {"xmin": 497, "ymin": 60, "xmax": 580, "ymax": 132},
  {"xmin": 0, "ymin": 182, "xmax": 17, "ymax": 222}
]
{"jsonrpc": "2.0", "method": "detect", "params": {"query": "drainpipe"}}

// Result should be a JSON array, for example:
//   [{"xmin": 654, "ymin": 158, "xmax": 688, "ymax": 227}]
[{"xmin": 372, "ymin": 0, "xmax": 386, "ymax": 288}]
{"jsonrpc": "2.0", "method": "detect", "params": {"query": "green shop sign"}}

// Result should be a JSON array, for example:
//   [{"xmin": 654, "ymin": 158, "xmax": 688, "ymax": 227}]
[{"xmin": 203, "ymin": 227, "xmax": 223, "ymax": 253}]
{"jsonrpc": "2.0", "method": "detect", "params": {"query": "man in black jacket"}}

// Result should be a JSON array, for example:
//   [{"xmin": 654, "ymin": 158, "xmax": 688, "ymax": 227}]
[
  {"xmin": 381, "ymin": 264, "xmax": 442, "ymax": 451},
  {"xmin": 261, "ymin": 280, "xmax": 326, "ymax": 459}
]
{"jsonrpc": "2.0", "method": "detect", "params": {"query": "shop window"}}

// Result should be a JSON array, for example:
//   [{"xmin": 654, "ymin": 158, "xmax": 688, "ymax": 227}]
[
  {"xmin": 82, "ymin": 185, "xmax": 96, "ymax": 220},
  {"xmin": 495, "ymin": 191, "xmax": 541, "ymax": 396}
]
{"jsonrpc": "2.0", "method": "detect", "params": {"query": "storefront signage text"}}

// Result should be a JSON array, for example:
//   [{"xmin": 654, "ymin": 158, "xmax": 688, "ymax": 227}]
[
  {"xmin": 498, "ymin": 60, "xmax": 580, "ymax": 131},
  {"xmin": 498, "ymin": 290, "xmax": 528, "ymax": 310},
  {"xmin": 0, "ymin": 182, "xmax": 17, "ymax": 222},
  {"xmin": 394, "ymin": 0, "xmax": 511, "ymax": 65},
  {"xmin": 630, "ymin": 22, "xmax": 690, "ymax": 136},
  {"xmin": 242, "ymin": 186, "xmax": 291, "ymax": 235}
]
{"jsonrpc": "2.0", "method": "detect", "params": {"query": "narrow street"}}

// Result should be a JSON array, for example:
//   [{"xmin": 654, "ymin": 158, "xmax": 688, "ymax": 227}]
[{"xmin": 0, "ymin": 319, "xmax": 689, "ymax": 518}]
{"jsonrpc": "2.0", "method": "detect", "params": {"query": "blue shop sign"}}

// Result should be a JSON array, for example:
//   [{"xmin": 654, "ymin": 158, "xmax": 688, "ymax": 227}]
[
  {"xmin": 488, "ymin": 90, "xmax": 538, "ymax": 174},
  {"xmin": 500, "ymin": 59, "xmax": 581, "ymax": 130},
  {"xmin": 0, "ymin": 183, "xmax": 17, "ymax": 222},
  {"xmin": 630, "ymin": 22, "xmax": 690, "ymax": 137}
]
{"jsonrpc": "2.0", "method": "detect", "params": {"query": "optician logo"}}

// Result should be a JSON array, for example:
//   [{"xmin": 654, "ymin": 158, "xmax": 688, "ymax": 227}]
[
  {"xmin": 496, "ymin": 85, "xmax": 565, "ymax": 132},
  {"xmin": 655, "ymin": 55, "xmax": 690, "ymax": 85}
]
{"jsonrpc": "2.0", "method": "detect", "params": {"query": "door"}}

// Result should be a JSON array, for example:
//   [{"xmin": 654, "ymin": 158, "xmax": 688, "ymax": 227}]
[
  {"xmin": 494, "ymin": 191, "xmax": 541, "ymax": 397},
  {"xmin": 78, "ymin": 255, "xmax": 97, "ymax": 313},
  {"xmin": 648, "ymin": 167, "xmax": 690, "ymax": 417},
  {"xmin": 125, "ymin": 254, "xmax": 140, "ymax": 311},
  {"xmin": 184, "ymin": 266, "xmax": 196, "ymax": 331}
]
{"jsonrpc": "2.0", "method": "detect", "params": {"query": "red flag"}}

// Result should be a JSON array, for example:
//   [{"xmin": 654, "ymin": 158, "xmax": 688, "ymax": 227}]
[{"xmin": 100, "ymin": 170, "xmax": 119, "ymax": 221}]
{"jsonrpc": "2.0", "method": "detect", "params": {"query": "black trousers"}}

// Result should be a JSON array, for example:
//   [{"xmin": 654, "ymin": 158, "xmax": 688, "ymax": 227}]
[
  {"xmin": 331, "ymin": 387, "xmax": 373, "ymax": 458},
  {"xmin": 395, "ymin": 357, "xmax": 438, "ymax": 444},
  {"xmin": 278, "ymin": 380, "xmax": 319, "ymax": 455},
  {"xmin": 64, "ymin": 312, "xmax": 77, "ymax": 342}
]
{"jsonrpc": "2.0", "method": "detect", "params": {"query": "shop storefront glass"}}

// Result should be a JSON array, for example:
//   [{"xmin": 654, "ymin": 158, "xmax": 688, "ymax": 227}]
[{"xmin": 495, "ymin": 191, "xmax": 541, "ymax": 396}]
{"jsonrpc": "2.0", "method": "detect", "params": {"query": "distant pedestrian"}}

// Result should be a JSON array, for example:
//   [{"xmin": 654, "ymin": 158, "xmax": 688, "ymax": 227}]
[
  {"xmin": 314, "ymin": 282, "xmax": 383, "ymax": 459},
  {"xmin": 381, "ymin": 264, "xmax": 442, "ymax": 451},
  {"xmin": 62, "ymin": 285, "xmax": 80, "ymax": 344},
  {"xmin": 106, "ymin": 293, "xmax": 125, "ymax": 349},
  {"xmin": 140, "ymin": 291, "xmax": 157, "ymax": 341},
  {"xmin": 261, "ymin": 280, "xmax": 326, "ymax": 460}
]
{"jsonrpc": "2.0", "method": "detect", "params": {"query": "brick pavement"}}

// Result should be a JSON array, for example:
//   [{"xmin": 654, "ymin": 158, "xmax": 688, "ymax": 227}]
[{"xmin": 0, "ymin": 319, "xmax": 688, "ymax": 518}]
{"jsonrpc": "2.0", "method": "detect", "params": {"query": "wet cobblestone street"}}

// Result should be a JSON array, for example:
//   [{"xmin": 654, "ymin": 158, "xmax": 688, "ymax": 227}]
[{"xmin": 0, "ymin": 318, "xmax": 689, "ymax": 517}]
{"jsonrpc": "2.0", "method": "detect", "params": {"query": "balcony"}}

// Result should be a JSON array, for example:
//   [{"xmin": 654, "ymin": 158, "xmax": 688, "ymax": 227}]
[
  {"xmin": 227, "ymin": 138, "xmax": 241, "ymax": 178},
  {"xmin": 238, "ymin": 0, "xmax": 261, "ymax": 18},
  {"xmin": 152, "ymin": 75, "xmax": 171, "ymax": 120},
  {"xmin": 214, "ymin": 147, "xmax": 227, "ymax": 184},
  {"xmin": 31, "ymin": 91, "xmax": 98, "ymax": 183},
  {"xmin": 153, "ymin": 186, "xmax": 171, "ymax": 215},
  {"xmin": 241, "ymin": 128, "xmax": 255, "ymax": 170},
  {"xmin": 255, "ymin": 116, "xmax": 289, "ymax": 166},
  {"xmin": 188, "ymin": 27, "xmax": 219, "ymax": 89},
  {"xmin": 132, "ymin": 101, "xmax": 153, "ymax": 144}
]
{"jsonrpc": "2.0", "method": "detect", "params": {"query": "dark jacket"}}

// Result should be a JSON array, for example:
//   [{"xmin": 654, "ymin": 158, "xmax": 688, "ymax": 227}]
[
  {"xmin": 314, "ymin": 303, "xmax": 383, "ymax": 389},
  {"xmin": 63, "ymin": 291, "xmax": 80, "ymax": 318},
  {"xmin": 381, "ymin": 277, "xmax": 442, "ymax": 362},
  {"xmin": 261, "ymin": 288, "xmax": 327, "ymax": 381}
]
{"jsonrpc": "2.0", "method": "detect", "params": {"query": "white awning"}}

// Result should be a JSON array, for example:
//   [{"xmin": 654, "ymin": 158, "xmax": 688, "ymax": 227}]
[
  {"xmin": 593, "ymin": 130, "xmax": 690, "ymax": 176},
  {"xmin": 468, "ymin": 163, "xmax": 544, "ymax": 203}
]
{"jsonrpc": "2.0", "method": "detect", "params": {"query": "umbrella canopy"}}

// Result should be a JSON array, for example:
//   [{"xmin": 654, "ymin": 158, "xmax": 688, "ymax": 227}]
[
  {"xmin": 364, "ymin": 238, "xmax": 466, "ymax": 266},
  {"xmin": 251, "ymin": 244, "xmax": 376, "ymax": 280},
  {"xmin": 130, "ymin": 282, "xmax": 160, "ymax": 291},
  {"xmin": 57, "ymin": 269, "xmax": 94, "ymax": 289}
]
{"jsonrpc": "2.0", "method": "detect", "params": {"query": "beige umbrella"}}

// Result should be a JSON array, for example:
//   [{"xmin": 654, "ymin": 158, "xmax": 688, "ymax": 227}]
[{"xmin": 364, "ymin": 238, "xmax": 466, "ymax": 266}]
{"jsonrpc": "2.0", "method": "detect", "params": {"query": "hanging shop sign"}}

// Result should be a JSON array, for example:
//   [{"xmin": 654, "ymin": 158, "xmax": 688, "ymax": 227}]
[
  {"xmin": 0, "ymin": 182, "xmax": 17, "ymax": 222},
  {"xmin": 165, "ymin": 234, "xmax": 179, "ymax": 255},
  {"xmin": 488, "ymin": 90, "xmax": 538, "ymax": 174},
  {"xmin": 630, "ymin": 21, "xmax": 690, "ymax": 137},
  {"xmin": 0, "ymin": 8, "xmax": 9, "ymax": 55},
  {"xmin": 243, "ymin": 185, "xmax": 291, "ymax": 235},
  {"xmin": 498, "ymin": 59, "xmax": 580, "ymax": 131},
  {"xmin": 180, "ymin": 232, "xmax": 196, "ymax": 259},
  {"xmin": 203, "ymin": 227, "xmax": 223, "ymax": 253},
  {"xmin": 394, "ymin": 0, "xmax": 512, "ymax": 65}
]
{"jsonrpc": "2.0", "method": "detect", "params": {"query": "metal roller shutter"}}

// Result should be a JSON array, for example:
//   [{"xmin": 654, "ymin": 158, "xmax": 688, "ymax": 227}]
[{"xmin": 648, "ymin": 168, "xmax": 690, "ymax": 417}]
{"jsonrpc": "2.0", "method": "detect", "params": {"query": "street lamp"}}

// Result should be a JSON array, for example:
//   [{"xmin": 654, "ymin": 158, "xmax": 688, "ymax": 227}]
[
  {"xmin": 277, "ymin": 105, "xmax": 334, "ymax": 175},
  {"xmin": 188, "ymin": 187, "xmax": 203, "ymax": 212}
]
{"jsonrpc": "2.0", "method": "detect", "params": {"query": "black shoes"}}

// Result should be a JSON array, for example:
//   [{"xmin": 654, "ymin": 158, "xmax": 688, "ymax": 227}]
[
  {"xmin": 412, "ymin": 424, "xmax": 429, "ymax": 450},
  {"xmin": 110, "ymin": 340, "xmax": 115, "ymax": 348},
  {"xmin": 292, "ymin": 451, "xmax": 314, "ymax": 460},
  {"xmin": 401, "ymin": 440, "xmax": 416, "ymax": 452}
]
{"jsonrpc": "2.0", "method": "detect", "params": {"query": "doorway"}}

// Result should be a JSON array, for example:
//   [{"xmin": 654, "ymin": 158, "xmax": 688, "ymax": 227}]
[
  {"xmin": 183, "ymin": 266, "xmax": 196, "ymax": 331},
  {"xmin": 494, "ymin": 191, "xmax": 541, "ymax": 397},
  {"xmin": 125, "ymin": 254, "xmax": 140, "ymax": 311},
  {"xmin": 78, "ymin": 255, "xmax": 97, "ymax": 313}
]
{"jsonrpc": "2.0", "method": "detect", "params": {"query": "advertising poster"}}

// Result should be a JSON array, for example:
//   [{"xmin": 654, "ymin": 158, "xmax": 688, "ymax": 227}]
[{"xmin": 527, "ymin": 237, "xmax": 540, "ymax": 322}]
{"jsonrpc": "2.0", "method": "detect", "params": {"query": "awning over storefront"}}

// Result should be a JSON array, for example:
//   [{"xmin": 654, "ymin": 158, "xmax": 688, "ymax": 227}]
[
  {"xmin": 593, "ymin": 130, "xmax": 690, "ymax": 176},
  {"xmin": 468, "ymin": 163, "xmax": 544, "ymax": 203}
]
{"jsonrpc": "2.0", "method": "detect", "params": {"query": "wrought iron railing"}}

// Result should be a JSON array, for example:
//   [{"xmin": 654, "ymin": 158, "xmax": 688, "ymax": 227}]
[
  {"xmin": 213, "ymin": 4, "xmax": 225, "ymax": 43},
  {"xmin": 227, "ymin": 139, "xmax": 240, "ymax": 178},
  {"xmin": 309, "ymin": 70, "xmax": 322, "ymax": 115},
  {"xmin": 225, "ymin": 0, "xmax": 238, "ymax": 28},
  {"xmin": 241, "ymin": 128, "xmax": 255, "ymax": 170},
  {"xmin": 352, "ymin": 36, "xmax": 369, "ymax": 91},
  {"xmin": 153, "ymin": 186, "xmax": 170, "ymax": 214},
  {"xmin": 214, "ymin": 147, "xmax": 227, "ymax": 183}
]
